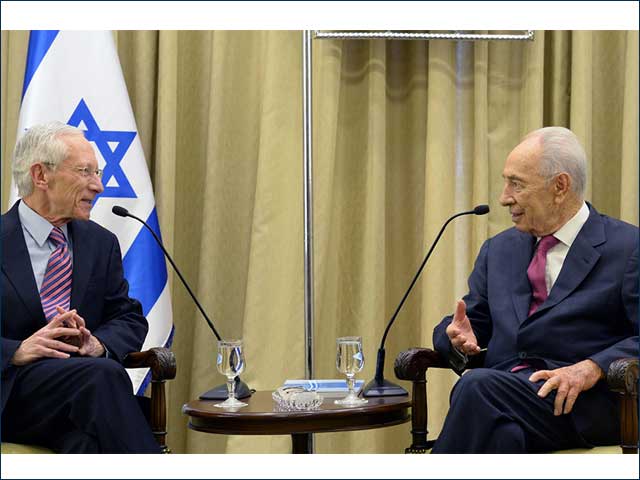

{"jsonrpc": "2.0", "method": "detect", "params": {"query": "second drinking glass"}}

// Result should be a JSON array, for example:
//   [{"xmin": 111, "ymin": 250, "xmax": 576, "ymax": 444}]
[
  {"xmin": 214, "ymin": 339, "xmax": 248, "ymax": 409},
  {"xmin": 334, "ymin": 336, "xmax": 368, "ymax": 406}
]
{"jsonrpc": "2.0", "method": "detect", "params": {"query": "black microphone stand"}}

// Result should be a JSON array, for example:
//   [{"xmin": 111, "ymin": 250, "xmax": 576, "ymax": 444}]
[
  {"xmin": 363, "ymin": 205, "xmax": 489, "ymax": 397},
  {"xmin": 112, "ymin": 206, "xmax": 252, "ymax": 400}
]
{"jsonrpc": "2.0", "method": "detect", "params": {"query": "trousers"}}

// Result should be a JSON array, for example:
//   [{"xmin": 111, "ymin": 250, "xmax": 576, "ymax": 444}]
[
  {"xmin": 1, "ymin": 357, "xmax": 160, "ymax": 453},
  {"xmin": 431, "ymin": 367, "xmax": 618, "ymax": 453}
]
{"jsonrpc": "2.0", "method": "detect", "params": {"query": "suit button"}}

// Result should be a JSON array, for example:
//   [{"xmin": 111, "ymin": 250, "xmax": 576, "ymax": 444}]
[{"xmin": 518, "ymin": 352, "xmax": 527, "ymax": 359}]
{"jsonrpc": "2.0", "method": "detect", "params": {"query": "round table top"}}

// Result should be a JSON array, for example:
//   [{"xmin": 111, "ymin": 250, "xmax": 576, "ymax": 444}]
[{"xmin": 183, "ymin": 390, "xmax": 411, "ymax": 436}]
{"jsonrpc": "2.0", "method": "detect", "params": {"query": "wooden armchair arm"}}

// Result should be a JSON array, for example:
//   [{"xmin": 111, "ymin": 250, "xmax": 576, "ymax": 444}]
[
  {"xmin": 394, "ymin": 348, "xmax": 449, "ymax": 381},
  {"xmin": 607, "ymin": 357, "xmax": 639, "ymax": 395},
  {"xmin": 124, "ymin": 347, "xmax": 177, "ymax": 381},
  {"xmin": 124, "ymin": 347, "xmax": 177, "ymax": 453},
  {"xmin": 607, "ymin": 357, "xmax": 638, "ymax": 454}
]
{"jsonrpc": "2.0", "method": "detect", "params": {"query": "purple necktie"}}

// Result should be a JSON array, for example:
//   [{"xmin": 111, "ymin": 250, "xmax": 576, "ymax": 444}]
[
  {"xmin": 40, "ymin": 227, "xmax": 72, "ymax": 322},
  {"xmin": 527, "ymin": 235, "xmax": 560, "ymax": 316},
  {"xmin": 511, "ymin": 235, "xmax": 559, "ymax": 373}
]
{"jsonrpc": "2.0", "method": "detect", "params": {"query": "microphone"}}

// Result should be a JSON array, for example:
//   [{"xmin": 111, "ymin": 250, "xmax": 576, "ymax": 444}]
[
  {"xmin": 112, "ymin": 205, "xmax": 252, "ymax": 400},
  {"xmin": 473, "ymin": 204, "xmax": 490, "ymax": 215},
  {"xmin": 362, "ymin": 205, "xmax": 490, "ymax": 397}
]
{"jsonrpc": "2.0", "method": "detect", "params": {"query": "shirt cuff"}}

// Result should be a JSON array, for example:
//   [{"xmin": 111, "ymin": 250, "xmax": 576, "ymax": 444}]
[
  {"xmin": 96, "ymin": 338, "xmax": 111, "ymax": 359},
  {"xmin": 448, "ymin": 343, "xmax": 468, "ymax": 372}
]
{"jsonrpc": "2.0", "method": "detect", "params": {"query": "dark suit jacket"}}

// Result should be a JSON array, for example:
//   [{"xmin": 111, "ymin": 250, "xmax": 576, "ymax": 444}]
[
  {"xmin": 1, "ymin": 200, "xmax": 148, "ymax": 413},
  {"xmin": 434, "ymin": 203, "xmax": 638, "ymax": 439}
]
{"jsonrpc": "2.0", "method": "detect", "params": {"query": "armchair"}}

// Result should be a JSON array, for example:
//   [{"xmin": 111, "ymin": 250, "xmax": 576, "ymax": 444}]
[
  {"xmin": 394, "ymin": 348, "xmax": 638, "ymax": 454},
  {"xmin": 123, "ymin": 347, "xmax": 177, "ymax": 453},
  {"xmin": 1, "ymin": 347, "xmax": 176, "ymax": 454}
]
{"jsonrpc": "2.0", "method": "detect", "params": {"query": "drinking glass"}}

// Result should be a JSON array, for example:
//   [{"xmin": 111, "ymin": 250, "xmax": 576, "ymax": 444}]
[
  {"xmin": 334, "ymin": 336, "xmax": 368, "ymax": 406},
  {"xmin": 214, "ymin": 339, "xmax": 248, "ymax": 409}
]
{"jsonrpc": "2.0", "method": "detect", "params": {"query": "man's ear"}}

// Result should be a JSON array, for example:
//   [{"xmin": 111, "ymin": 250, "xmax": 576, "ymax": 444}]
[
  {"xmin": 553, "ymin": 172, "xmax": 571, "ymax": 202},
  {"xmin": 30, "ymin": 163, "xmax": 49, "ymax": 191}
]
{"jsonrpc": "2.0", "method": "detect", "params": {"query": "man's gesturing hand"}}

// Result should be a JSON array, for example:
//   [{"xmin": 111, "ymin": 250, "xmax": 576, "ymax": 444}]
[
  {"xmin": 530, "ymin": 359, "xmax": 604, "ymax": 416},
  {"xmin": 445, "ymin": 299, "xmax": 481, "ymax": 356},
  {"xmin": 10, "ymin": 312, "xmax": 80, "ymax": 366}
]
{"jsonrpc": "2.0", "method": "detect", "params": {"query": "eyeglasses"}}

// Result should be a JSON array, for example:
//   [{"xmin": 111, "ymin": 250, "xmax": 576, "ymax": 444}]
[
  {"xmin": 43, "ymin": 162, "xmax": 104, "ymax": 179},
  {"xmin": 69, "ymin": 166, "xmax": 104, "ymax": 179}
]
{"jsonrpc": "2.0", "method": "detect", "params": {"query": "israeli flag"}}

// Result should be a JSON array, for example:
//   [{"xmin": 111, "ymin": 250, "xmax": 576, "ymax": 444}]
[{"xmin": 11, "ymin": 31, "xmax": 174, "ymax": 394}]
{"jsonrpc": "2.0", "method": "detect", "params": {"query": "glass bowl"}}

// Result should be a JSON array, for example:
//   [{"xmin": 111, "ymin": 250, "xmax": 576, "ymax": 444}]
[{"xmin": 272, "ymin": 386, "xmax": 324, "ymax": 411}]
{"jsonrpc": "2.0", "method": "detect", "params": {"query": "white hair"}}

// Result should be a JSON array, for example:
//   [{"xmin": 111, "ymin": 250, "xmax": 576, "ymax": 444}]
[
  {"xmin": 12, "ymin": 122, "xmax": 85, "ymax": 197},
  {"xmin": 525, "ymin": 126, "xmax": 588, "ymax": 198}
]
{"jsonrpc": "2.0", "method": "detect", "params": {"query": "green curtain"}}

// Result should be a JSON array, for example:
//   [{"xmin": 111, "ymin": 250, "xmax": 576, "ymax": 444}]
[{"xmin": 1, "ymin": 30, "xmax": 637, "ymax": 453}]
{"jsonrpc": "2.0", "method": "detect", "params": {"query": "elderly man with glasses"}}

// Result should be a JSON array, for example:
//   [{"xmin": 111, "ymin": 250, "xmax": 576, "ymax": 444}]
[{"xmin": 1, "ymin": 122, "xmax": 159, "ymax": 453}]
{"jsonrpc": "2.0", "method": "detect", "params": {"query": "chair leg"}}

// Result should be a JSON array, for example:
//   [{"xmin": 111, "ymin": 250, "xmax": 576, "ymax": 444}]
[
  {"xmin": 620, "ymin": 394, "xmax": 638, "ymax": 454},
  {"xmin": 124, "ymin": 348, "xmax": 176, "ymax": 453},
  {"xmin": 151, "ymin": 380, "xmax": 170, "ymax": 453},
  {"xmin": 406, "ymin": 378, "xmax": 431, "ymax": 453},
  {"xmin": 394, "ymin": 348, "xmax": 448, "ymax": 453}
]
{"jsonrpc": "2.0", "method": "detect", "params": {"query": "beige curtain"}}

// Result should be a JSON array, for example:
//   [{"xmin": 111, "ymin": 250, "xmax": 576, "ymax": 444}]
[{"xmin": 1, "ymin": 30, "xmax": 637, "ymax": 454}]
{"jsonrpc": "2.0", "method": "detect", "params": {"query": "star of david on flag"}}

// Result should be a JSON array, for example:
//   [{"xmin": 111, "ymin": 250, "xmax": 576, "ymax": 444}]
[
  {"xmin": 68, "ymin": 99, "xmax": 137, "ymax": 200},
  {"xmin": 11, "ymin": 30, "xmax": 174, "ymax": 395}
]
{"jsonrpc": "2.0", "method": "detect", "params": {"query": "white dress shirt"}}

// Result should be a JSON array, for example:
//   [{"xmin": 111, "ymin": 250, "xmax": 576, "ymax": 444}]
[
  {"xmin": 543, "ymin": 202, "xmax": 590, "ymax": 294},
  {"xmin": 18, "ymin": 200, "xmax": 73, "ymax": 292}
]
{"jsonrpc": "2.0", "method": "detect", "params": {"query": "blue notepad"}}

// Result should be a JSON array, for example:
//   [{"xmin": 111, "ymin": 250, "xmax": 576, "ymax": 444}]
[{"xmin": 284, "ymin": 379, "xmax": 365, "ymax": 393}]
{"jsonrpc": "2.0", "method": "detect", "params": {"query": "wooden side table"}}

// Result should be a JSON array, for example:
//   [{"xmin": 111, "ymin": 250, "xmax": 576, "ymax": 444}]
[{"xmin": 183, "ymin": 390, "xmax": 410, "ymax": 453}]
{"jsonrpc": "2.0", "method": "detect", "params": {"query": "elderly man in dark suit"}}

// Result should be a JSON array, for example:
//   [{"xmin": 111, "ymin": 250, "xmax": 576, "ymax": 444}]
[
  {"xmin": 1, "ymin": 122, "xmax": 159, "ymax": 453},
  {"xmin": 432, "ymin": 127, "xmax": 638, "ymax": 453}
]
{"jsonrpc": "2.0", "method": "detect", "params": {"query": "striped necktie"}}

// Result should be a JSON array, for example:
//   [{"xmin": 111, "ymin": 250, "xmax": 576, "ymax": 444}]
[{"xmin": 40, "ymin": 227, "xmax": 72, "ymax": 322}]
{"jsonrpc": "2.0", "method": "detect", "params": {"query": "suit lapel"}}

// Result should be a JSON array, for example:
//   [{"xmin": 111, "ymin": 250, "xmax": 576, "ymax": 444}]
[
  {"xmin": 1, "ymin": 202, "xmax": 46, "ymax": 325},
  {"xmin": 69, "ymin": 220, "xmax": 93, "ymax": 311},
  {"xmin": 534, "ymin": 207, "xmax": 605, "ymax": 316},
  {"xmin": 511, "ymin": 232, "xmax": 536, "ymax": 325}
]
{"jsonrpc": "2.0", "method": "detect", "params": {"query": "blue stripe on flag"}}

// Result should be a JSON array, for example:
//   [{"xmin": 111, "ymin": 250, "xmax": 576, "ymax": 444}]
[
  {"xmin": 22, "ymin": 30, "xmax": 59, "ymax": 99},
  {"xmin": 122, "ymin": 208, "xmax": 167, "ymax": 316}
]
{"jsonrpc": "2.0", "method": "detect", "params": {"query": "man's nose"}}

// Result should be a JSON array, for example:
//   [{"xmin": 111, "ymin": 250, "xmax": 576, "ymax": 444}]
[
  {"xmin": 90, "ymin": 177, "xmax": 104, "ymax": 194},
  {"xmin": 499, "ymin": 186, "xmax": 512, "ymax": 206}
]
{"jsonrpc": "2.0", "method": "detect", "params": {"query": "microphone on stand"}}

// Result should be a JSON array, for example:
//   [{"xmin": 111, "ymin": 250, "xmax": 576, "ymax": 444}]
[
  {"xmin": 112, "ymin": 205, "xmax": 252, "ymax": 400},
  {"xmin": 362, "ymin": 204, "xmax": 490, "ymax": 397}
]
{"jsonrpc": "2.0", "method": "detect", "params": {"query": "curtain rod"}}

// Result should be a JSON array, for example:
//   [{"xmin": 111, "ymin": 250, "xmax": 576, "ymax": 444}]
[{"xmin": 314, "ymin": 30, "xmax": 535, "ymax": 42}]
